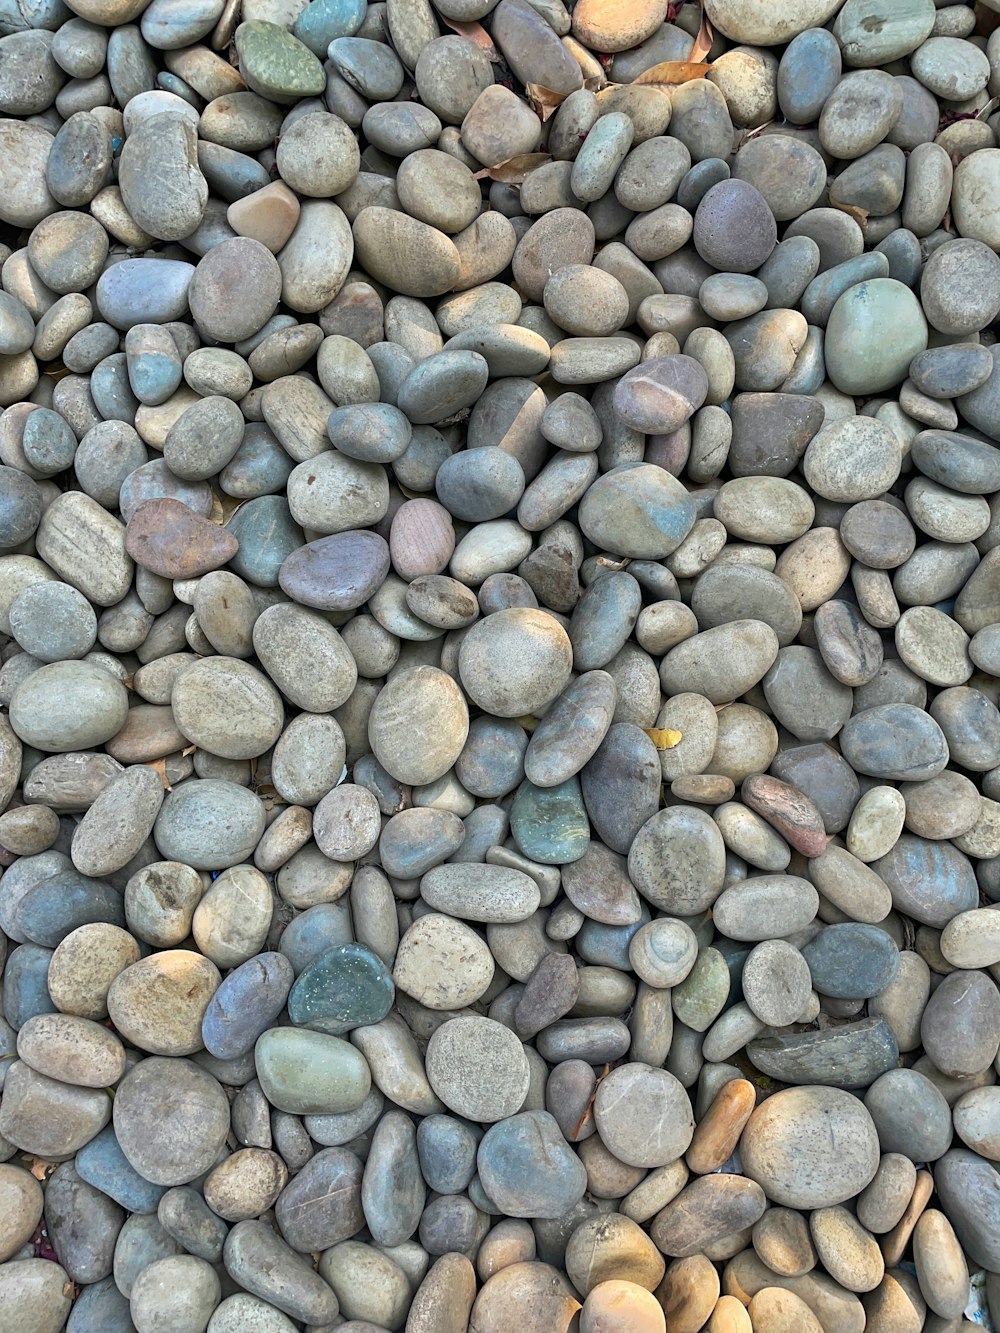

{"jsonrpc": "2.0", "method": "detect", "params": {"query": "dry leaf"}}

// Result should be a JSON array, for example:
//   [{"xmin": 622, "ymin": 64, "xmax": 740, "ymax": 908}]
[
  {"xmin": 645, "ymin": 727, "xmax": 683, "ymax": 750},
  {"xmin": 472, "ymin": 152, "xmax": 552, "ymax": 184},
  {"xmin": 255, "ymin": 781, "xmax": 278, "ymax": 811},
  {"xmin": 632, "ymin": 60, "xmax": 712, "ymax": 86},
  {"xmin": 570, "ymin": 1062, "xmax": 610, "ymax": 1139},
  {"xmin": 526, "ymin": 82, "xmax": 567, "ymax": 122},
  {"xmin": 147, "ymin": 757, "xmax": 173, "ymax": 792},
  {"xmin": 690, "ymin": 4, "xmax": 715, "ymax": 63},
  {"xmin": 439, "ymin": 15, "xmax": 500, "ymax": 60},
  {"xmin": 30, "ymin": 1158, "xmax": 53, "ymax": 1181},
  {"xmin": 208, "ymin": 489, "xmax": 243, "ymax": 525},
  {"xmin": 830, "ymin": 199, "xmax": 869, "ymax": 232},
  {"xmin": 181, "ymin": 745, "xmax": 197, "ymax": 757}
]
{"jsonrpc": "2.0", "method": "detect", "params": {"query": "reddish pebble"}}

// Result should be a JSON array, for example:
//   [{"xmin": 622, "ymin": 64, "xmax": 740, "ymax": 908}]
[
  {"xmin": 125, "ymin": 498, "xmax": 239, "ymax": 579},
  {"xmin": 741, "ymin": 774, "xmax": 829, "ymax": 856}
]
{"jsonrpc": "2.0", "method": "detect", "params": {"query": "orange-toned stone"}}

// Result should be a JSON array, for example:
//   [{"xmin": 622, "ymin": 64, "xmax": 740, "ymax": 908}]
[
  {"xmin": 706, "ymin": 1294, "xmax": 753, "ymax": 1333},
  {"xmin": 126, "ymin": 499, "xmax": 239, "ymax": 579},
  {"xmin": 741, "ymin": 774, "xmax": 829, "ymax": 856},
  {"xmin": 686, "ymin": 1079, "xmax": 757, "ymax": 1175},
  {"xmin": 657, "ymin": 1254, "xmax": 720, "ymax": 1333},
  {"xmin": 571, "ymin": 0, "xmax": 669, "ymax": 52},
  {"xmin": 227, "ymin": 180, "xmax": 300, "ymax": 253}
]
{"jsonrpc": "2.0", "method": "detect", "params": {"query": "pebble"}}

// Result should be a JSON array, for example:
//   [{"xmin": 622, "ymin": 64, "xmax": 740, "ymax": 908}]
[
  {"xmin": 478, "ymin": 1111, "xmax": 588, "ymax": 1219},
  {"xmin": 0, "ymin": 3, "xmax": 997, "ymax": 1327},
  {"xmin": 740, "ymin": 1087, "xmax": 881, "ymax": 1208}
]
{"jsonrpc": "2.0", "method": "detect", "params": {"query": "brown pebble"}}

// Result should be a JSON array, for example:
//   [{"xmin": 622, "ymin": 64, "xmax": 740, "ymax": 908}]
[
  {"xmin": 686, "ymin": 1079, "xmax": 757, "ymax": 1175},
  {"xmin": 740, "ymin": 774, "xmax": 829, "ymax": 856},
  {"xmin": 514, "ymin": 952, "xmax": 581, "ymax": 1039},
  {"xmin": 125, "ymin": 499, "xmax": 239, "ymax": 579},
  {"xmin": 651, "ymin": 1175, "xmax": 767, "ymax": 1258},
  {"xmin": 671, "ymin": 774, "xmax": 737, "ymax": 804},
  {"xmin": 880, "ymin": 1169, "xmax": 933, "ymax": 1268}
]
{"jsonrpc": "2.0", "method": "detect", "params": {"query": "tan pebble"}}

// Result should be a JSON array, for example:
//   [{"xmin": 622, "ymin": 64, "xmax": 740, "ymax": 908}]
[
  {"xmin": 580, "ymin": 1279, "xmax": 666, "ymax": 1333},
  {"xmin": 106, "ymin": 949, "xmax": 221, "ymax": 1056},
  {"xmin": 621, "ymin": 1160, "xmax": 690, "ymax": 1225},
  {"xmin": 707, "ymin": 1294, "xmax": 753, "ymax": 1333},
  {"xmin": 227, "ymin": 180, "xmax": 300, "ymax": 253},
  {"xmin": 868, "ymin": 951, "xmax": 930, "ymax": 1053},
  {"xmin": 686, "ymin": 1078, "xmax": 756, "ymax": 1174},
  {"xmin": 202, "ymin": 1147, "xmax": 288, "ymax": 1222},
  {"xmin": 656, "ymin": 1253, "xmax": 720, "ymax": 1333},
  {"xmin": 470, "ymin": 1261, "xmax": 581, "ymax": 1333},
  {"xmin": 809, "ymin": 1206, "xmax": 884, "ymax": 1293},
  {"xmin": 774, "ymin": 527, "xmax": 851, "ymax": 612},
  {"xmin": 46, "ymin": 923, "xmax": 141, "ymax": 1019},
  {"xmin": 407, "ymin": 1253, "xmax": 477, "ymax": 1333},
  {"xmin": 847, "ymin": 774, "xmax": 907, "ymax": 869},
  {"xmin": 862, "ymin": 1268, "xmax": 926, "ymax": 1333},
  {"xmin": 571, "ymin": 0, "xmax": 668, "ymax": 51},
  {"xmin": 752, "ymin": 1208, "xmax": 817, "ymax": 1278},
  {"xmin": 880, "ymin": 1169, "xmax": 933, "ymax": 1267},
  {"xmin": 807, "ymin": 845, "xmax": 893, "ymax": 924},
  {"xmin": 0, "ymin": 1164, "xmax": 43, "ymax": 1263},
  {"xmin": 671, "ymin": 774, "xmax": 736, "ymax": 804},
  {"xmin": 0, "ymin": 802, "xmax": 59, "ymax": 855},
  {"xmin": 953, "ymin": 1085, "xmax": 1000, "ymax": 1159},
  {"xmin": 565, "ymin": 1214, "xmax": 665, "ymax": 1297},
  {"xmin": 16, "ymin": 1013, "xmax": 126, "ymax": 1089},
  {"xmin": 940, "ymin": 906, "xmax": 1000, "ymax": 969},
  {"xmin": 748, "ymin": 1286, "xmax": 824, "ymax": 1332},
  {"xmin": 911, "ymin": 1209, "xmax": 969, "ymax": 1320},
  {"xmin": 856, "ymin": 1154, "xmax": 917, "ymax": 1235}
]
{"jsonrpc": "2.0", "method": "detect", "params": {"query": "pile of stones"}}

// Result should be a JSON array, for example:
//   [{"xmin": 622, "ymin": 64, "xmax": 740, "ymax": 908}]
[{"xmin": 3, "ymin": 0, "xmax": 1000, "ymax": 1328}]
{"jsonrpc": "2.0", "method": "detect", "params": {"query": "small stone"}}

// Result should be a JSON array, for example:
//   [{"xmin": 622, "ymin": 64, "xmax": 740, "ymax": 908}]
[
  {"xmin": 478, "ymin": 1111, "xmax": 588, "ymax": 1219},
  {"xmin": 740, "ymin": 1086, "xmax": 881, "ymax": 1209},
  {"xmin": 425, "ymin": 1015, "xmax": 530, "ymax": 1122}
]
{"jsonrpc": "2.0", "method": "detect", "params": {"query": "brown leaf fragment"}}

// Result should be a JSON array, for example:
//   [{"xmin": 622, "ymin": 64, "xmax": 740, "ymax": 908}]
[
  {"xmin": 439, "ymin": 16, "xmax": 501, "ymax": 60},
  {"xmin": 526, "ymin": 82, "xmax": 567, "ymax": 121},
  {"xmin": 830, "ymin": 199, "xmax": 869, "ymax": 233},
  {"xmin": 632, "ymin": 60, "xmax": 712, "ymax": 86},
  {"xmin": 147, "ymin": 758, "xmax": 173, "ymax": 792},
  {"xmin": 473, "ymin": 152, "xmax": 552, "ymax": 183},
  {"xmin": 690, "ymin": 4, "xmax": 715, "ymax": 62}
]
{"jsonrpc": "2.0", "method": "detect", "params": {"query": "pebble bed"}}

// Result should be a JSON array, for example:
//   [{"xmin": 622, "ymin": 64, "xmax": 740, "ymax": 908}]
[{"xmin": 3, "ymin": 0, "xmax": 1000, "ymax": 1329}]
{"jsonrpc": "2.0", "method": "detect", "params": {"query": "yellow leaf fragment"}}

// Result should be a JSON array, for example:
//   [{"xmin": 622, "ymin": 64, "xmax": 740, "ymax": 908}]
[{"xmin": 645, "ymin": 727, "xmax": 683, "ymax": 750}]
